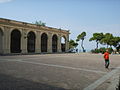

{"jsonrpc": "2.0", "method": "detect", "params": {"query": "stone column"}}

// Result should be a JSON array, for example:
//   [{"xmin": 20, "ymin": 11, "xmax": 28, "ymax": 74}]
[
  {"xmin": 21, "ymin": 29, "xmax": 27, "ymax": 54},
  {"xmin": 35, "ymin": 31, "xmax": 41, "ymax": 53},
  {"xmin": 65, "ymin": 34, "xmax": 69, "ymax": 52},
  {"xmin": 57, "ymin": 35, "xmax": 61, "ymax": 53},
  {"xmin": 47, "ymin": 32, "xmax": 52, "ymax": 53},
  {"xmin": 3, "ymin": 26, "xmax": 11, "ymax": 54},
  {"xmin": 39, "ymin": 32, "xmax": 41, "ymax": 53}
]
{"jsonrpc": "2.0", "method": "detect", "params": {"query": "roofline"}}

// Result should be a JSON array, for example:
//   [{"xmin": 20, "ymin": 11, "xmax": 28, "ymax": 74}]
[{"xmin": 0, "ymin": 18, "xmax": 70, "ymax": 33}]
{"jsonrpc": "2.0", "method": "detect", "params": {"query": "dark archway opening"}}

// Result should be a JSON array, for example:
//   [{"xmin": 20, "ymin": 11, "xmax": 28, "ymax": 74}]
[
  {"xmin": 27, "ymin": 31, "xmax": 36, "ymax": 53},
  {"xmin": 11, "ymin": 30, "xmax": 21, "ymax": 53},
  {"xmin": 61, "ymin": 37, "xmax": 66, "ymax": 52},
  {"xmin": 41, "ymin": 33, "xmax": 48, "ymax": 52},
  {"xmin": 52, "ymin": 35, "xmax": 58, "ymax": 52},
  {"xmin": 0, "ymin": 29, "xmax": 3, "ymax": 54}
]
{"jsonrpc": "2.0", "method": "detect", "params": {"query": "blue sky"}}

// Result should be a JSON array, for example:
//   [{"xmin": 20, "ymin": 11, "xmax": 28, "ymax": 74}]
[{"xmin": 0, "ymin": 0, "xmax": 120, "ymax": 51}]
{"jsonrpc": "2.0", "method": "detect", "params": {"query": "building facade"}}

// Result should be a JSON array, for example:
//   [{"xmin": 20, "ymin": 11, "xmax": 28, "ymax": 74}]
[{"xmin": 0, "ymin": 18, "xmax": 69, "ymax": 54}]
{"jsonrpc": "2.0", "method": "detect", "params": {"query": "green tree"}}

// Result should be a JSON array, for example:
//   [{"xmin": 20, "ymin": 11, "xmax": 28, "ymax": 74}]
[
  {"xmin": 100, "ymin": 33, "xmax": 113, "ymax": 48},
  {"xmin": 69, "ymin": 39, "xmax": 78, "ymax": 49},
  {"xmin": 116, "ymin": 45, "xmax": 120, "ymax": 53},
  {"xmin": 112, "ymin": 37, "xmax": 120, "ymax": 48},
  {"xmin": 76, "ymin": 32, "xmax": 86, "ymax": 52},
  {"xmin": 89, "ymin": 33, "xmax": 104, "ymax": 49},
  {"xmin": 34, "ymin": 20, "xmax": 46, "ymax": 26},
  {"xmin": 107, "ymin": 36, "xmax": 120, "ymax": 50}
]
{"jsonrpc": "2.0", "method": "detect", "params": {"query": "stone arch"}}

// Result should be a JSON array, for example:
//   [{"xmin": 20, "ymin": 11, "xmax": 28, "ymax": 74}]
[
  {"xmin": 61, "ymin": 35, "xmax": 66, "ymax": 52},
  {"xmin": 0, "ymin": 28, "xmax": 3, "ymax": 54},
  {"xmin": 10, "ymin": 29, "xmax": 21, "ymax": 53},
  {"xmin": 27, "ymin": 31, "xmax": 36, "ymax": 53},
  {"xmin": 41, "ymin": 33, "xmax": 48, "ymax": 52},
  {"xmin": 52, "ymin": 34, "xmax": 58, "ymax": 52},
  {"xmin": 10, "ymin": 28, "xmax": 22, "ymax": 34}
]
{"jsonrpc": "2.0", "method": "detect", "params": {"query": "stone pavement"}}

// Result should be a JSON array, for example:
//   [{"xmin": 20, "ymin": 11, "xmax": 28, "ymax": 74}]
[{"xmin": 0, "ymin": 53, "xmax": 120, "ymax": 90}]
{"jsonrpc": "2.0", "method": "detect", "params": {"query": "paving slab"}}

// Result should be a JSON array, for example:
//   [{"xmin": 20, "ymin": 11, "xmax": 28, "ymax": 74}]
[{"xmin": 0, "ymin": 53, "xmax": 120, "ymax": 90}]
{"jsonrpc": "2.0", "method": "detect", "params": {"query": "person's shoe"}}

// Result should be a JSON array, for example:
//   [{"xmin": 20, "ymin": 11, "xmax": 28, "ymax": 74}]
[
  {"xmin": 106, "ymin": 67, "xmax": 110, "ymax": 70},
  {"xmin": 105, "ymin": 66, "xmax": 108, "ymax": 68}
]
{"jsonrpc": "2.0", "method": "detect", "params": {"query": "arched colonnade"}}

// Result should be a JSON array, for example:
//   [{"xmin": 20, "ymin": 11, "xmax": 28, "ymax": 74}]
[{"xmin": 0, "ymin": 27, "xmax": 68, "ymax": 54}]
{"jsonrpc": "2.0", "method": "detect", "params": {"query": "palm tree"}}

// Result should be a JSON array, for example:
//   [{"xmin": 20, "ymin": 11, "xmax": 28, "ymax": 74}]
[
  {"xmin": 76, "ymin": 32, "xmax": 86, "ymax": 52},
  {"xmin": 89, "ymin": 33, "xmax": 104, "ymax": 49}
]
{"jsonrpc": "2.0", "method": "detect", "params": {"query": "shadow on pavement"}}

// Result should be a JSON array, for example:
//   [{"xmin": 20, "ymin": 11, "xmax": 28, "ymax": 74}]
[
  {"xmin": 109, "ymin": 67, "xmax": 116, "ymax": 70},
  {"xmin": 0, "ymin": 73, "xmax": 66, "ymax": 90}
]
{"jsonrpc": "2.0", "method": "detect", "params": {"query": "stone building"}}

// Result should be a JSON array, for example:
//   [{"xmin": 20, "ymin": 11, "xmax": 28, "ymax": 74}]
[{"xmin": 0, "ymin": 18, "xmax": 69, "ymax": 54}]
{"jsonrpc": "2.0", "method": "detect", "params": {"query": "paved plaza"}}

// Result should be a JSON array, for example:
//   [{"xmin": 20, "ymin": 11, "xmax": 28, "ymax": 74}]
[{"xmin": 0, "ymin": 53, "xmax": 120, "ymax": 90}]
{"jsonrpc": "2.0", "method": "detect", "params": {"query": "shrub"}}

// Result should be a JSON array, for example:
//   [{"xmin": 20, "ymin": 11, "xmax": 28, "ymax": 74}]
[
  {"xmin": 99, "ymin": 47, "xmax": 106, "ymax": 54},
  {"xmin": 91, "ymin": 47, "xmax": 113, "ymax": 54},
  {"xmin": 91, "ymin": 49, "xmax": 100, "ymax": 53}
]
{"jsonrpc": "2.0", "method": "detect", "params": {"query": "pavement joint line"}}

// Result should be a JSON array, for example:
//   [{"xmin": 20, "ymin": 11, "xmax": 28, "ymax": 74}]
[
  {"xmin": 83, "ymin": 66, "xmax": 120, "ymax": 90},
  {"xmin": 5, "ymin": 59, "xmax": 107, "ymax": 74},
  {"xmin": 0, "ymin": 59, "xmax": 22, "ymax": 61},
  {"xmin": 106, "ymin": 72, "xmax": 120, "ymax": 90}
]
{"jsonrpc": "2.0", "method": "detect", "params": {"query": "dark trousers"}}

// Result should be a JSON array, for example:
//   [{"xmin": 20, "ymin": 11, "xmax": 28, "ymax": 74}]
[{"xmin": 105, "ymin": 59, "xmax": 110, "ymax": 68}]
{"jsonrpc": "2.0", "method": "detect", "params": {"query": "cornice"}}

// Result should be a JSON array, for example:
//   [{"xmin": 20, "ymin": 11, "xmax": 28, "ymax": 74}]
[{"xmin": 0, "ymin": 18, "xmax": 70, "ymax": 34}]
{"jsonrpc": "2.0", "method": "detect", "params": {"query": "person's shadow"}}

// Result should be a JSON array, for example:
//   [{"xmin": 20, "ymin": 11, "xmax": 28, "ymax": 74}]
[{"xmin": 109, "ymin": 67, "xmax": 116, "ymax": 70}]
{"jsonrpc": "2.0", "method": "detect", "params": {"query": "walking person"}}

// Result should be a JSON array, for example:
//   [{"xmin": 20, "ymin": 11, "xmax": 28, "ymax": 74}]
[{"xmin": 104, "ymin": 49, "xmax": 110, "ymax": 69}]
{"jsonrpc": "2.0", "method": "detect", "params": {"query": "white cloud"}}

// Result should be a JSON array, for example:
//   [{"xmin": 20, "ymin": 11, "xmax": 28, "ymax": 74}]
[{"xmin": 0, "ymin": 0, "xmax": 13, "ymax": 3}]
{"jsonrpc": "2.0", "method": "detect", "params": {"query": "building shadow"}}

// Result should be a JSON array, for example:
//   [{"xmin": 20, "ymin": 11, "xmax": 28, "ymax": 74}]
[{"xmin": 0, "ymin": 73, "xmax": 66, "ymax": 90}]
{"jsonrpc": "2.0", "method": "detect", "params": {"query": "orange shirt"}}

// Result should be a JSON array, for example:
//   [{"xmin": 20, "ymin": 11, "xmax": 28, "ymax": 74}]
[{"xmin": 104, "ymin": 52, "xmax": 109, "ymax": 60}]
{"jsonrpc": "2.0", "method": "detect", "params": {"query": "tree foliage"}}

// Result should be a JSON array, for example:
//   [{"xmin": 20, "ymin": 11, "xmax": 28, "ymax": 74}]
[
  {"xmin": 34, "ymin": 20, "xmax": 46, "ymax": 26},
  {"xmin": 89, "ymin": 32, "xmax": 120, "ymax": 52},
  {"xmin": 100, "ymin": 33, "xmax": 113, "ymax": 47},
  {"xmin": 89, "ymin": 33, "xmax": 104, "ymax": 49},
  {"xmin": 100, "ymin": 33, "xmax": 120, "ymax": 48},
  {"xmin": 69, "ymin": 39, "xmax": 78, "ymax": 49},
  {"xmin": 76, "ymin": 32, "xmax": 86, "ymax": 52}
]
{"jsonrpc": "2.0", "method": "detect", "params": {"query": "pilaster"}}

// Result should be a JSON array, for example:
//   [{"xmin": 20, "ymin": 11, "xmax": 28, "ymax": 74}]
[
  {"xmin": 3, "ymin": 26, "xmax": 11, "ymax": 54},
  {"xmin": 47, "ymin": 32, "xmax": 52, "ymax": 53},
  {"xmin": 21, "ymin": 29, "xmax": 27, "ymax": 54},
  {"xmin": 35, "ymin": 31, "xmax": 41, "ymax": 53},
  {"xmin": 57, "ymin": 35, "xmax": 61, "ymax": 53},
  {"xmin": 65, "ymin": 35, "xmax": 69, "ymax": 52}
]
